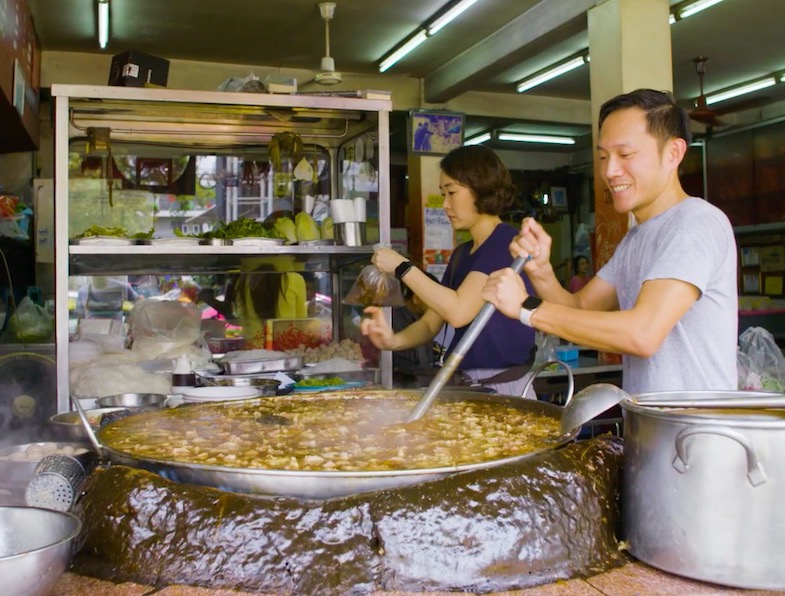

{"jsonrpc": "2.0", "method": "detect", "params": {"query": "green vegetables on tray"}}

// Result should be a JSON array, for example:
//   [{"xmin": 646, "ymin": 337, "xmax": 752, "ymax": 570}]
[
  {"xmin": 202, "ymin": 217, "xmax": 285, "ymax": 240},
  {"xmin": 74, "ymin": 225, "xmax": 129, "ymax": 238},
  {"xmin": 295, "ymin": 376, "xmax": 346, "ymax": 387}
]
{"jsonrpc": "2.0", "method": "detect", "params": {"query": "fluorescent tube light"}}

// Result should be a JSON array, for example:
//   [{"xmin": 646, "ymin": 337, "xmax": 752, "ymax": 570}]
[
  {"xmin": 669, "ymin": 13, "xmax": 677, "ymax": 25},
  {"xmin": 516, "ymin": 55, "xmax": 588, "ymax": 93},
  {"xmin": 379, "ymin": 29, "xmax": 427, "ymax": 73},
  {"xmin": 428, "ymin": 0, "xmax": 481, "ymax": 35},
  {"xmin": 498, "ymin": 133, "xmax": 576, "ymax": 145},
  {"xmin": 678, "ymin": 0, "xmax": 726, "ymax": 20},
  {"xmin": 98, "ymin": 0, "xmax": 109, "ymax": 49},
  {"xmin": 705, "ymin": 77, "xmax": 776, "ymax": 105},
  {"xmin": 463, "ymin": 132, "xmax": 491, "ymax": 146}
]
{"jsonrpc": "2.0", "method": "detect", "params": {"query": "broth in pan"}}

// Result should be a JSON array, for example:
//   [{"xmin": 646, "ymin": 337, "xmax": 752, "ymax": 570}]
[{"xmin": 99, "ymin": 393, "xmax": 563, "ymax": 471}]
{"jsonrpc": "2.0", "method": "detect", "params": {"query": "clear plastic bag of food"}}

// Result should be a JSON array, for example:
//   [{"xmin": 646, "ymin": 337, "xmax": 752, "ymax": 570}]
[
  {"xmin": 2, "ymin": 296, "xmax": 53, "ymax": 342},
  {"xmin": 737, "ymin": 326, "xmax": 785, "ymax": 391},
  {"xmin": 342, "ymin": 264, "xmax": 405, "ymax": 307}
]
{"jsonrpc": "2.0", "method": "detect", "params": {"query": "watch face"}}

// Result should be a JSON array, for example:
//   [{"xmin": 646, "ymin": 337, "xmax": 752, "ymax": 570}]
[{"xmin": 523, "ymin": 296, "xmax": 543, "ymax": 310}]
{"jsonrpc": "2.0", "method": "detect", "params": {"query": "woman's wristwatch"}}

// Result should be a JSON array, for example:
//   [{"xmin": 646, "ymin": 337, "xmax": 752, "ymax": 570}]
[
  {"xmin": 518, "ymin": 296, "xmax": 542, "ymax": 327},
  {"xmin": 394, "ymin": 260, "xmax": 414, "ymax": 280}
]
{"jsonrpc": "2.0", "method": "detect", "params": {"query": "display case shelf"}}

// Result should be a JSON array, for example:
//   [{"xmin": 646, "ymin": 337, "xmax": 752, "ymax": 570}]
[
  {"xmin": 53, "ymin": 84, "xmax": 392, "ymax": 412},
  {"xmin": 68, "ymin": 245, "xmax": 373, "ymax": 275}
]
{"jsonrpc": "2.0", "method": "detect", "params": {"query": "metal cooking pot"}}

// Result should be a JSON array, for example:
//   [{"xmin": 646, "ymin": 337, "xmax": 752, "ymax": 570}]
[
  {"xmin": 77, "ymin": 390, "xmax": 576, "ymax": 499},
  {"xmin": 622, "ymin": 390, "xmax": 785, "ymax": 590}
]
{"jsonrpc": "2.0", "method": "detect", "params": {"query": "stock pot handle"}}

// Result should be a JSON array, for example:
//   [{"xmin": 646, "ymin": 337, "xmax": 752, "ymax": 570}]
[
  {"xmin": 520, "ymin": 359, "xmax": 574, "ymax": 402},
  {"xmin": 672, "ymin": 425, "xmax": 767, "ymax": 487}
]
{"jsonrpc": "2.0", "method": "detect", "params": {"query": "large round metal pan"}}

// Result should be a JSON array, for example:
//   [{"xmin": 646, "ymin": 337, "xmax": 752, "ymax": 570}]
[{"xmin": 92, "ymin": 389, "xmax": 576, "ymax": 499}]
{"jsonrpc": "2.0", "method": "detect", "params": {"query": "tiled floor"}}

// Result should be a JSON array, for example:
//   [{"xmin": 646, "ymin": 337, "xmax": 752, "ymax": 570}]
[{"xmin": 53, "ymin": 561, "xmax": 785, "ymax": 595}]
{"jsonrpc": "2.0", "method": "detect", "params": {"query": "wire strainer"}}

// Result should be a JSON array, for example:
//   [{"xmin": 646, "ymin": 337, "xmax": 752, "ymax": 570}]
[{"xmin": 25, "ymin": 453, "xmax": 95, "ymax": 512}]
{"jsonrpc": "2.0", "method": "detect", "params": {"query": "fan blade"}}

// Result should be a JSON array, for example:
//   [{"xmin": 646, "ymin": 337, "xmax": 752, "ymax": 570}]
[{"xmin": 689, "ymin": 108, "xmax": 726, "ymax": 127}]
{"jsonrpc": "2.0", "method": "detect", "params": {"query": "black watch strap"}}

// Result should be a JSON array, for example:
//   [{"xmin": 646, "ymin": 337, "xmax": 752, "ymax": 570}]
[
  {"xmin": 519, "ymin": 296, "xmax": 543, "ymax": 327},
  {"xmin": 522, "ymin": 296, "xmax": 543, "ymax": 311},
  {"xmin": 394, "ymin": 260, "xmax": 414, "ymax": 280}
]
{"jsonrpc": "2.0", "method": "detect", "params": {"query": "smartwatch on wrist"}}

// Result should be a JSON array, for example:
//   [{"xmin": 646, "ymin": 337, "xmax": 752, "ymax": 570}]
[
  {"xmin": 394, "ymin": 260, "xmax": 414, "ymax": 281},
  {"xmin": 519, "ymin": 296, "xmax": 543, "ymax": 327}
]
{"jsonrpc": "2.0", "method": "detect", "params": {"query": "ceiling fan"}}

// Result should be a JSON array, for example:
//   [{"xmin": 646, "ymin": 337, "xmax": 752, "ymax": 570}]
[
  {"xmin": 689, "ymin": 57, "xmax": 726, "ymax": 127},
  {"xmin": 307, "ymin": 2, "xmax": 343, "ymax": 86}
]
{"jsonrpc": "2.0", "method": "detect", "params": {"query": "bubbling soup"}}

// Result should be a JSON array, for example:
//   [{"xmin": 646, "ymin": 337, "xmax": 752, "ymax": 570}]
[{"xmin": 99, "ymin": 392, "xmax": 563, "ymax": 472}]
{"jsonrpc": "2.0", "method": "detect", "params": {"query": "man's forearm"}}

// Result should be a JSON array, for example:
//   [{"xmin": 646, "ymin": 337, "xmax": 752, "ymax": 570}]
[{"xmin": 528, "ymin": 263, "xmax": 581, "ymax": 308}]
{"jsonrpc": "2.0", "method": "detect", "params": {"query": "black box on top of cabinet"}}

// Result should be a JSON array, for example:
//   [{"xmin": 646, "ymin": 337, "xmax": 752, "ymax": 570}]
[{"xmin": 108, "ymin": 50, "xmax": 170, "ymax": 88}]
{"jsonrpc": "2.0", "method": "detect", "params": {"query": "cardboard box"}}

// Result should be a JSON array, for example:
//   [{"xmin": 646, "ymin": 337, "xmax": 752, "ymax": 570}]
[
  {"xmin": 264, "ymin": 318, "xmax": 332, "ymax": 351},
  {"xmin": 108, "ymin": 50, "xmax": 170, "ymax": 87}
]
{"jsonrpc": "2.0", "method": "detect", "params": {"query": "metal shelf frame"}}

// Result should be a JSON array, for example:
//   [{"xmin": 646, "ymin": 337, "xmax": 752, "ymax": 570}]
[{"xmin": 52, "ymin": 84, "xmax": 393, "ymax": 412}]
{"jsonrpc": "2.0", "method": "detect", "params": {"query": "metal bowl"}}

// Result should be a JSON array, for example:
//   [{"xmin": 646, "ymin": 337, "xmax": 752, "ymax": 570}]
[
  {"xmin": 200, "ymin": 237, "xmax": 231, "ymax": 246},
  {"xmin": 95, "ymin": 393, "xmax": 168, "ymax": 409},
  {"xmin": 0, "ymin": 506, "xmax": 82, "ymax": 596},
  {"xmin": 50, "ymin": 407, "xmax": 127, "ymax": 441}
]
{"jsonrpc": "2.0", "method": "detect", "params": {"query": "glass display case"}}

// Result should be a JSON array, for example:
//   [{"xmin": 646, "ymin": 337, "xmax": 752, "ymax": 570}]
[{"xmin": 52, "ymin": 85, "xmax": 392, "ymax": 412}]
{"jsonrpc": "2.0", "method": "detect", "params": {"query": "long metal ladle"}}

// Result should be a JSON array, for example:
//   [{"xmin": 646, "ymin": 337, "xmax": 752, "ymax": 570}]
[
  {"xmin": 559, "ymin": 386, "xmax": 785, "ymax": 435},
  {"xmin": 70, "ymin": 395, "xmax": 106, "ymax": 457},
  {"xmin": 406, "ymin": 255, "xmax": 530, "ymax": 422}
]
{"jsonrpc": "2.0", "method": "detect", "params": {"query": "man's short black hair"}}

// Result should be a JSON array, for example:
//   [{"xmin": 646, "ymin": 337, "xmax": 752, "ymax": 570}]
[{"xmin": 598, "ymin": 88, "xmax": 692, "ymax": 147}]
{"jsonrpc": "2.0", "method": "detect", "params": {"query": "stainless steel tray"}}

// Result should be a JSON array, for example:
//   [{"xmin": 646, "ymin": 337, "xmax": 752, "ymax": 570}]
[
  {"xmin": 297, "ymin": 367, "xmax": 380, "ymax": 385},
  {"xmin": 219, "ymin": 355, "xmax": 303, "ymax": 375},
  {"xmin": 193, "ymin": 370, "xmax": 281, "ymax": 393}
]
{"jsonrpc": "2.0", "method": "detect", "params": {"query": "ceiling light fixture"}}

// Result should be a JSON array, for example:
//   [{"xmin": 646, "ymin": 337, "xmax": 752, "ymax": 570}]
[
  {"xmin": 676, "ymin": 0, "xmax": 727, "ymax": 20},
  {"xmin": 498, "ymin": 132, "xmax": 576, "ymax": 145},
  {"xmin": 97, "ymin": 0, "xmax": 110, "ymax": 49},
  {"xmin": 379, "ymin": 30, "xmax": 428, "ymax": 73},
  {"xmin": 705, "ymin": 76, "xmax": 777, "ymax": 105},
  {"xmin": 378, "ymin": 0, "xmax": 484, "ymax": 72},
  {"xmin": 428, "ymin": 0, "xmax": 481, "ymax": 35},
  {"xmin": 506, "ymin": 0, "xmax": 720, "ymax": 93},
  {"xmin": 515, "ymin": 53, "xmax": 589, "ymax": 93},
  {"xmin": 463, "ymin": 132, "xmax": 492, "ymax": 146}
]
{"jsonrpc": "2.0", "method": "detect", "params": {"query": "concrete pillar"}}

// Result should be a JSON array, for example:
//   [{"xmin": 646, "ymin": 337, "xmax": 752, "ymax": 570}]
[{"xmin": 587, "ymin": 0, "xmax": 673, "ymax": 269}]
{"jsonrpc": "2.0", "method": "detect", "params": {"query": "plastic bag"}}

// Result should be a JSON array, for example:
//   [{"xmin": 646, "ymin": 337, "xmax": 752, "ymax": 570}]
[
  {"xmin": 126, "ymin": 299, "xmax": 204, "ymax": 360},
  {"xmin": 533, "ymin": 331, "xmax": 558, "ymax": 365},
  {"xmin": 216, "ymin": 73, "xmax": 266, "ymax": 93},
  {"xmin": 737, "ymin": 326, "xmax": 785, "ymax": 391},
  {"xmin": 2, "ymin": 296, "xmax": 53, "ymax": 342},
  {"xmin": 342, "ymin": 264, "xmax": 405, "ymax": 307}
]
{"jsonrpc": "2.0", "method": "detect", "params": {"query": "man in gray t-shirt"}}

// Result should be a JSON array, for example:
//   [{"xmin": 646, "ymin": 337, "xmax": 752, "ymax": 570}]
[{"xmin": 481, "ymin": 89, "xmax": 738, "ymax": 394}]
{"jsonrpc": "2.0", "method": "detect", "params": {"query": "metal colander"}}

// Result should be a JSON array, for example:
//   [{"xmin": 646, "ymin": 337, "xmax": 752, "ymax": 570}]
[{"xmin": 25, "ymin": 453, "xmax": 95, "ymax": 512}]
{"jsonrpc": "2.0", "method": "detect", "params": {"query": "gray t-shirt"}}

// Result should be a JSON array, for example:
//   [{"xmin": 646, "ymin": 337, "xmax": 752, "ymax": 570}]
[{"xmin": 597, "ymin": 197, "xmax": 738, "ymax": 394}]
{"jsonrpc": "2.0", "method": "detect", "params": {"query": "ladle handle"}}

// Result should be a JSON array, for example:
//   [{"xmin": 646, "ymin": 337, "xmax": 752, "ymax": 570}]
[
  {"xmin": 406, "ymin": 255, "xmax": 530, "ymax": 422},
  {"xmin": 520, "ymin": 358, "xmax": 574, "ymax": 402},
  {"xmin": 70, "ymin": 395, "xmax": 105, "ymax": 456}
]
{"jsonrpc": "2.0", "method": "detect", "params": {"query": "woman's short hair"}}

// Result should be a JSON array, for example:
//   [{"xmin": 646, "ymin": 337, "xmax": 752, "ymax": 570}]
[
  {"xmin": 599, "ymin": 89, "xmax": 692, "ymax": 148},
  {"xmin": 439, "ymin": 145, "xmax": 516, "ymax": 215}
]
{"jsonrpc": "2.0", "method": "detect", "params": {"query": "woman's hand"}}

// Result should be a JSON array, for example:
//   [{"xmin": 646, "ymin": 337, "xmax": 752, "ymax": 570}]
[
  {"xmin": 481, "ymin": 268, "xmax": 528, "ymax": 319},
  {"xmin": 360, "ymin": 306, "xmax": 397, "ymax": 349},
  {"xmin": 371, "ymin": 247, "xmax": 407, "ymax": 275}
]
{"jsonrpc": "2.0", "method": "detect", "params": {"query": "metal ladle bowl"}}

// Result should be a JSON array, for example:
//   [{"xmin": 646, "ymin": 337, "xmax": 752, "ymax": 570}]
[{"xmin": 560, "ymin": 383, "xmax": 631, "ymax": 435}]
